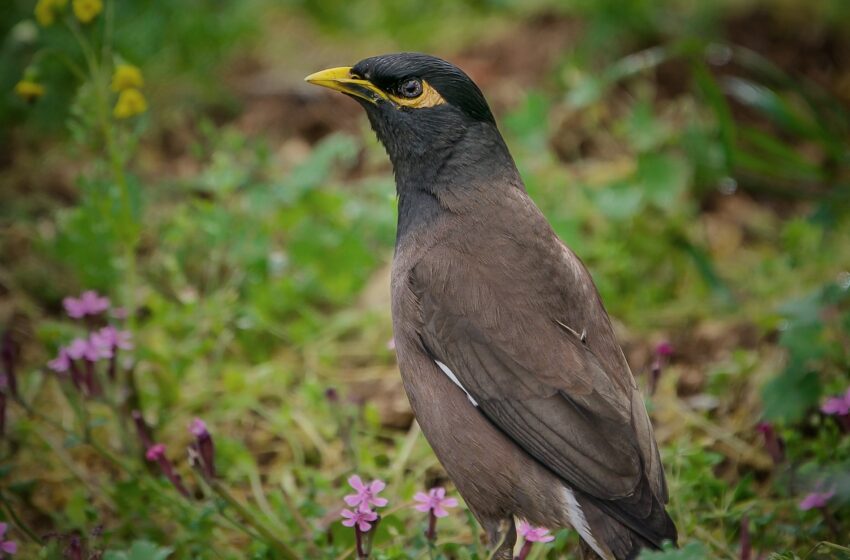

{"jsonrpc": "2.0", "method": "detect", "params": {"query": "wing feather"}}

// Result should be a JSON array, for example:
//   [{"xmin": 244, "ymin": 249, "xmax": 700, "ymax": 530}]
[{"xmin": 410, "ymin": 237, "xmax": 675, "ymax": 545}]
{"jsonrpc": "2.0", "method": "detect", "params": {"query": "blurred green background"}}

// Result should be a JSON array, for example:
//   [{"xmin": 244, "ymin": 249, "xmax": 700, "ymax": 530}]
[{"xmin": 1, "ymin": 0, "xmax": 849, "ymax": 558}]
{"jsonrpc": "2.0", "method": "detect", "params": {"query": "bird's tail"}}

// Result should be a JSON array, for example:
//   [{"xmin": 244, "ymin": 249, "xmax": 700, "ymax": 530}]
[{"xmin": 573, "ymin": 490, "xmax": 676, "ymax": 560}]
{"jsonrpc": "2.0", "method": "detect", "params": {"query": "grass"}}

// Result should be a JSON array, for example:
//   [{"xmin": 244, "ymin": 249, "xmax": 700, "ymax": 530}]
[{"xmin": 1, "ymin": 0, "xmax": 849, "ymax": 558}]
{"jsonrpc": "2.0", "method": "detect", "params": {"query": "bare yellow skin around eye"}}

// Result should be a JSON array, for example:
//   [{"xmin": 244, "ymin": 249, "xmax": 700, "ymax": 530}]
[{"xmin": 387, "ymin": 80, "xmax": 446, "ymax": 109}]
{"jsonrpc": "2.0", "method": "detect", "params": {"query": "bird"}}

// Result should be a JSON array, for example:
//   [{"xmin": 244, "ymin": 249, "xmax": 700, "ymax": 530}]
[{"xmin": 305, "ymin": 53, "xmax": 677, "ymax": 560}]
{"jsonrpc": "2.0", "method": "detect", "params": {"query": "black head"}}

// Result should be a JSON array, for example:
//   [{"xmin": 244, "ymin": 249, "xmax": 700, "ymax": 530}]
[
  {"xmin": 349, "ymin": 53, "xmax": 495, "ymax": 124},
  {"xmin": 305, "ymin": 53, "xmax": 504, "ymax": 176}
]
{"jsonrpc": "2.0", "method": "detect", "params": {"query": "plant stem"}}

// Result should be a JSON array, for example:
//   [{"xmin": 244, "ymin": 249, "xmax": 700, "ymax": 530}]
[
  {"xmin": 465, "ymin": 510, "xmax": 485, "ymax": 559},
  {"xmin": 33, "ymin": 47, "xmax": 87, "ymax": 80},
  {"xmin": 208, "ymin": 478, "xmax": 299, "ymax": 560},
  {"xmin": 0, "ymin": 489, "xmax": 40, "ymax": 543},
  {"xmin": 278, "ymin": 478, "xmax": 313, "ymax": 537},
  {"xmin": 517, "ymin": 540, "xmax": 533, "ymax": 560},
  {"xmin": 819, "ymin": 507, "xmax": 841, "ymax": 540},
  {"xmin": 355, "ymin": 528, "xmax": 365, "ymax": 559},
  {"xmin": 65, "ymin": 10, "xmax": 140, "ymax": 325},
  {"xmin": 426, "ymin": 510, "xmax": 437, "ymax": 542}
]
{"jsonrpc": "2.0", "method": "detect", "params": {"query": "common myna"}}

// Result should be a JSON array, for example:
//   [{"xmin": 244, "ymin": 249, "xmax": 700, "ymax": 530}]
[{"xmin": 306, "ymin": 53, "xmax": 677, "ymax": 560}]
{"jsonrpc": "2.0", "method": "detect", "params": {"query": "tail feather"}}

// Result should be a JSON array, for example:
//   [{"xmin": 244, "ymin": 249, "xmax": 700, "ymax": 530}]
[{"xmin": 574, "ymin": 488, "xmax": 676, "ymax": 560}]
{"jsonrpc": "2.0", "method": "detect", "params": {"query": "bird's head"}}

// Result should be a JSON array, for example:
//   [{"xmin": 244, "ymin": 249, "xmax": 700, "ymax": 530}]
[{"xmin": 305, "ymin": 53, "xmax": 505, "ymax": 183}]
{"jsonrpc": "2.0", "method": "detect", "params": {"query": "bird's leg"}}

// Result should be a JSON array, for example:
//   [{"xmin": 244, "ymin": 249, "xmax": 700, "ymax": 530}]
[{"xmin": 486, "ymin": 518, "xmax": 516, "ymax": 560}]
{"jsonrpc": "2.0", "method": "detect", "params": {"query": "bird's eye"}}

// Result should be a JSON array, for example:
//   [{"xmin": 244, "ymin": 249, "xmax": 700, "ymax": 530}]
[{"xmin": 398, "ymin": 78, "xmax": 423, "ymax": 98}]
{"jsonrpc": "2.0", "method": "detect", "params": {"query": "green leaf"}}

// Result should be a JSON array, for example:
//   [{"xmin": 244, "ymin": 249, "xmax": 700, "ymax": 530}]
[
  {"xmin": 503, "ymin": 91, "xmax": 550, "ymax": 152},
  {"xmin": 65, "ymin": 487, "xmax": 91, "ymax": 527},
  {"xmin": 592, "ymin": 181, "xmax": 644, "ymax": 220},
  {"xmin": 638, "ymin": 152, "xmax": 690, "ymax": 209},
  {"xmin": 103, "ymin": 540, "xmax": 173, "ymax": 560},
  {"xmin": 626, "ymin": 100, "xmax": 667, "ymax": 152},
  {"xmin": 567, "ymin": 76, "xmax": 605, "ymax": 107},
  {"xmin": 738, "ymin": 126, "xmax": 823, "ymax": 180},
  {"xmin": 723, "ymin": 77, "xmax": 822, "ymax": 142},
  {"xmin": 693, "ymin": 62, "xmax": 736, "ymax": 172},
  {"xmin": 761, "ymin": 369, "xmax": 821, "ymax": 422}
]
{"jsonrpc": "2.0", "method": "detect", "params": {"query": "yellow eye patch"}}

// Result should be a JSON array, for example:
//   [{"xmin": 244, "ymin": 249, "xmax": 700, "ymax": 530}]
[
  {"xmin": 388, "ymin": 80, "xmax": 446, "ymax": 109},
  {"xmin": 304, "ymin": 67, "xmax": 446, "ymax": 109}
]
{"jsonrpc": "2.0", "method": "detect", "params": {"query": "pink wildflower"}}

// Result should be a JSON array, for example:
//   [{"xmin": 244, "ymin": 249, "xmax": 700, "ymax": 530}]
[
  {"xmin": 344, "ymin": 475, "xmax": 388, "ymax": 511},
  {"xmin": 0, "ymin": 522, "xmax": 17, "ymax": 556},
  {"xmin": 93, "ymin": 326, "xmax": 133, "ymax": 351},
  {"xmin": 63, "ymin": 290, "xmax": 110, "ymax": 319},
  {"xmin": 821, "ymin": 388, "xmax": 850, "ymax": 416},
  {"xmin": 516, "ymin": 521, "xmax": 555, "ymax": 560},
  {"xmin": 188, "ymin": 417, "xmax": 216, "ymax": 479},
  {"xmin": 413, "ymin": 487, "xmax": 458, "ymax": 518},
  {"xmin": 145, "ymin": 443, "xmax": 167, "ymax": 461},
  {"xmin": 755, "ymin": 422, "xmax": 785, "ymax": 464},
  {"xmin": 648, "ymin": 341, "xmax": 673, "ymax": 394},
  {"xmin": 341, "ymin": 508, "xmax": 378, "ymax": 532},
  {"xmin": 518, "ymin": 520, "xmax": 555, "ymax": 543},
  {"xmin": 655, "ymin": 341, "xmax": 674, "ymax": 357},
  {"xmin": 145, "ymin": 441, "xmax": 190, "ymax": 497},
  {"xmin": 799, "ymin": 490, "xmax": 835, "ymax": 511},
  {"xmin": 65, "ymin": 338, "xmax": 90, "ymax": 361},
  {"xmin": 189, "ymin": 418, "xmax": 208, "ymax": 438},
  {"xmin": 63, "ymin": 338, "xmax": 104, "ymax": 362},
  {"xmin": 48, "ymin": 348, "xmax": 71, "ymax": 373},
  {"xmin": 87, "ymin": 332, "xmax": 114, "ymax": 360}
]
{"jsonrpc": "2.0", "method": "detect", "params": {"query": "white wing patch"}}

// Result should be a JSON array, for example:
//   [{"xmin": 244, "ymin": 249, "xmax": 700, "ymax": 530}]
[
  {"xmin": 434, "ymin": 360, "xmax": 478, "ymax": 406},
  {"xmin": 563, "ymin": 487, "xmax": 608, "ymax": 559}
]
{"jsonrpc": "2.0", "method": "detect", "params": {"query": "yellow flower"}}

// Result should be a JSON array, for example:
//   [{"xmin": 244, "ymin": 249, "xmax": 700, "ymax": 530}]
[
  {"xmin": 113, "ymin": 88, "xmax": 147, "ymax": 119},
  {"xmin": 72, "ymin": 0, "xmax": 102, "ymax": 24},
  {"xmin": 15, "ymin": 80, "xmax": 45, "ymax": 102},
  {"xmin": 35, "ymin": 0, "xmax": 57, "ymax": 26},
  {"xmin": 34, "ymin": 0, "xmax": 68, "ymax": 25},
  {"xmin": 111, "ymin": 64, "xmax": 144, "ymax": 92}
]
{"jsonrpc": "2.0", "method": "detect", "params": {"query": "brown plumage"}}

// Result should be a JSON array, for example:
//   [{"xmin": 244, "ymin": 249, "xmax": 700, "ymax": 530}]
[{"xmin": 306, "ymin": 53, "xmax": 677, "ymax": 559}]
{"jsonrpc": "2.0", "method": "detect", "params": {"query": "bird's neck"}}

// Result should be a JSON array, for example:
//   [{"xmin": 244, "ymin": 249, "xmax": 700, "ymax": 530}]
[{"xmin": 393, "ymin": 123, "xmax": 521, "ymax": 245}]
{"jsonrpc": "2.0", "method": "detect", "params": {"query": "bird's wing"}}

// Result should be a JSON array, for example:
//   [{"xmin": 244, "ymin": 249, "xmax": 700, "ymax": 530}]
[{"xmin": 409, "ymin": 226, "xmax": 674, "ymax": 545}]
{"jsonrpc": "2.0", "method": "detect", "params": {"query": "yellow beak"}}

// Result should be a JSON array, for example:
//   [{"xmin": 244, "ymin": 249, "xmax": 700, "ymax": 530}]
[{"xmin": 304, "ymin": 66, "xmax": 388, "ymax": 105}]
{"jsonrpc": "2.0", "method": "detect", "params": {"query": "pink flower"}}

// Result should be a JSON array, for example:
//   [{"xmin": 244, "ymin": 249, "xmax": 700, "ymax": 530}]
[
  {"xmin": 48, "ymin": 348, "xmax": 71, "ymax": 373},
  {"xmin": 386, "ymin": 338, "xmax": 395, "ymax": 350},
  {"xmin": 821, "ymin": 388, "xmax": 850, "ymax": 416},
  {"xmin": 63, "ymin": 290, "xmax": 110, "ymax": 319},
  {"xmin": 188, "ymin": 418, "xmax": 216, "ymax": 479},
  {"xmin": 655, "ymin": 341, "xmax": 674, "ymax": 357},
  {"xmin": 413, "ymin": 487, "xmax": 458, "ymax": 518},
  {"xmin": 189, "ymin": 418, "xmax": 209, "ymax": 438},
  {"xmin": 799, "ymin": 490, "xmax": 835, "ymax": 511},
  {"xmin": 145, "ymin": 443, "xmax": 167, "ymax": 461},
  {"xmin": 94, "ymin": 326, "xmax": 133, "ymax": 351},
  {"xmin": 0, "ymin": 522, "xmax": 17, "ymax": 556},
  {"xmin": 344, "ymin": 475, "xmax": 388, "ymax": 511},
  {"xmin": 65, "ymin": 338, "xmax": 90, "ymax": 361},
  {"xmin": 341, "ymin": 508, "xmax": 378, "ymax": 532},
  {"xmin": 63, "ymin": 337, "xmax": 107, "ymax": 362},
  {"xmin": 87, "ymin": 332, "xmax": 114, "ymax": 361},
  {"xmin": 517, "ymin": 520, "xmax": 555, "ymax": 543},
  {"xmin": 755, "ymin": 422, "xmax": 785, "ymax": 464},
  {"xmin": 144, "ymin": 441, "xmax": 191, "ymax": 497}
]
